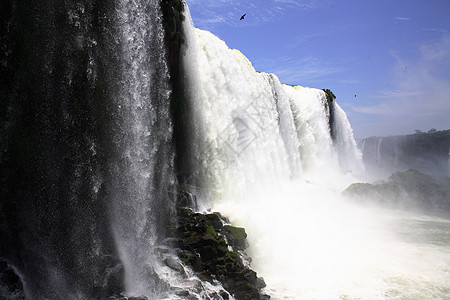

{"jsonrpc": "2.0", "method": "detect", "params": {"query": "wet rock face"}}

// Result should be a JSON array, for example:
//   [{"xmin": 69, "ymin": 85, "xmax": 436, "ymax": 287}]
[
  {"xmin": 175, "ymin": 191, "xmax": 269, "ymax": 300},
  {"xmin": 0, "ymin": 260, "xmax": 24, "ymax": 299}
]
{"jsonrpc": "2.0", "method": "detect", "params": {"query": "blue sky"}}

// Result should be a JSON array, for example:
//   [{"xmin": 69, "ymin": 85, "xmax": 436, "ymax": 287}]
[{"xmin": 184, "ymin": 0, "xmax": 450, "ymax": 138}]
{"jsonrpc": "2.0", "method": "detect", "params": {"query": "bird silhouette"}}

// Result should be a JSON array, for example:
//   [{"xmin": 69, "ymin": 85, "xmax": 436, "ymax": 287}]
[{"xmin": 240, "ymin": 14, "xmax": 246, "ymax": 20}]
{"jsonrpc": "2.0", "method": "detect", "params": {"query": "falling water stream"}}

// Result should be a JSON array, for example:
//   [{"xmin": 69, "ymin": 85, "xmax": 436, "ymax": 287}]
[
  {"xmin": 1, "ymin": 1, "xmax": 449, "ymax": 299},
  {"xmin": 182, "ymin": 20, "xmax": 450, "ymax": 300}
]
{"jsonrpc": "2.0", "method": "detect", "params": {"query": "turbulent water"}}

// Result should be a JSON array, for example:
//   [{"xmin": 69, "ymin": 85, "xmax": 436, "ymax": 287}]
[
  {"xmin": 179, "ymin": 21, "xmax": 450, "ymax": 300},
  {"xmin": 1, "ymin": 1, "xmax": 450, "ymax": 299}
]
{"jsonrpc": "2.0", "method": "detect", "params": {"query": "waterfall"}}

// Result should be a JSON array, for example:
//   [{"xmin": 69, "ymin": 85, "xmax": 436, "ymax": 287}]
[
  {"xmin": 0, "ymin": 0, "xmax": 177, "ymax": 298},
  {"xmin": 3, "ymin": 1, "xmax": 449, "ymax": 299},
  {"xmin": 108, "ymin": 0, "xmax": 175, "ymax": 297},
  {"xmin": 182, "ymin": 28, "xmax": 362, "ymax": 202},
  {"xmin": 332, "ymin": 102, "xmax": 365, "ymax": 175},
  {"xmin": 376, "ymin": 137, "xmax": 383, "ymax": 162},
  {"xmin": 176, "ymin": 18, "xmax": 450, "ymax": 300},
  {"xmin": 358, "ymin": 132, "xmax": 450, "ymax": 178},
  {"xmin": 185, "ymin": 29, "xmax": 297, "ymax": 202},
  {"xmin": 284, "ymin": 85, "xmax": 337, "ymax": 178}
]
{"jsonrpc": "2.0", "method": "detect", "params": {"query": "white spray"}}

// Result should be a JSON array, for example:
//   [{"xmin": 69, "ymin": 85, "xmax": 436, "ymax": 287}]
[
  {"xmin": 332, "ymin": 101, "xmax": 365, "ymax": 176},
  {"xmin": 178, "ymin": 18, "xmax": 450, "ymax": 299},
  {"xmin": 109, "ymin": 0, "xmax": 175, "ymax": 297}
]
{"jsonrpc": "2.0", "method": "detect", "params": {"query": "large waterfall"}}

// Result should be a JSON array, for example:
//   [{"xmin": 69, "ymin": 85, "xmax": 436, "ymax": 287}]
[
  {"xmin": 180, "ymin": 19, "xmax": 450, "ymax": 300},
  {"xmin": 1, "ymin": 1, "xmax": 450, "ymax": 299},
  {"xmin": 108, "ymin": 0, "xmax": 175, "ymax": 296},
  {"xmin": 1, "ymin": 0, "xmax": 178, "ymax": 298},
  {"xmin": 182, "ymin": 26, "xmax": 362, "ymax": 202}
]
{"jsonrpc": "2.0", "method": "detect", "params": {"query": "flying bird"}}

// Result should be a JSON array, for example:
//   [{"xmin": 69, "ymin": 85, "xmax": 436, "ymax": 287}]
[{"xmin": 240, "ymin": 14, "xmax": 246, "ymax": 20}]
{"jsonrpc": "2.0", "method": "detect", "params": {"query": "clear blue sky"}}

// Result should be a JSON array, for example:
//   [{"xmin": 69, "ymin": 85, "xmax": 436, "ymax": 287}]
[{"xmin": 185, "ymin": 0, "xmax": 450, "ymax": 138}]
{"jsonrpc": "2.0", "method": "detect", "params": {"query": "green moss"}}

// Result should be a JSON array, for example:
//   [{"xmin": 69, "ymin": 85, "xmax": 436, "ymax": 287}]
[
  {"xmin": 206, "ymin": 225, "xmax": 218, "ymax": 239},
  {"xmin": 322, "ymin": 89, "xmax": 336, "ymax": 102},
  {"xmin": 223, "ymin": 225, "xmax": 247, "ymax": 240},
  {"xmin": 219, "ymin": 251, "xmax": 240, "ymax": 262},
  {"xmin": 205, "ymin": 213, "xmax": 220, "ymax": 221}
]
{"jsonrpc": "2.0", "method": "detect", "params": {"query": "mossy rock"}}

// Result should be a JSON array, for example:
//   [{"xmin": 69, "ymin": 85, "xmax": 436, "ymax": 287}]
[
  {"xmin": 322, "ymin": 88, "xmax": 336, "ymax": 102},
  {"xmin": 219, "ymin": 251, "xmax": 240, "ymax": 263},
  {"xmin": 223, "ymin": 225, "xmax": 248, "ymax": 251},
  {"xmin": 174, "ymin": 189, "xmax": 269, "ymax": 299},
  {"xmin": 205, "ymin": 225, "xmax": 219, "ymax": 240},
  {"xmin": 223, "ymin": 225, "xmax": 247, "ymax": 240},
  {"xmin": 206, "ymin": 213, "xmax": 224, "ymax": 231}
]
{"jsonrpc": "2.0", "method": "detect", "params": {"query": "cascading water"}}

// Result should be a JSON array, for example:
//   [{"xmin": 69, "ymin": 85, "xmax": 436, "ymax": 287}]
[
  {"xmin": 108, "ymin": 0, "xmax": 175, "ymax": 296},
  {"xmin": 377, "ymin": 137, "xmax": 384, "ymax": 163},
  {"xmin": 1, "ymin": 0, "xmax": 450, "ymax": 299},
  {"xmin": 183, "ymin": 27, "xmax": 362, "ymax": 203},
  {"xmin": 179, "ymin": 14, "xmax": 450, "ymax": 300},
  {"xmin": 283, "ymin": 85, "xmax": 338, "ymax": 180},
  {"xmin": 0, "ymin": 0, "xmax": 181, "ymax": 298},
  {"xmin": 332, "ymin": 102, "xmax": 365, "ymax": 176},
  {"xmin": 183, "ymin": 28, "xmax": 300, "ymax": 202}
]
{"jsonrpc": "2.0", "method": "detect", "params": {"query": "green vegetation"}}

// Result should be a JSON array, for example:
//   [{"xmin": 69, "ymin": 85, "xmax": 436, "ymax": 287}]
[
  {"xmin": 206, "ymin": 225, "xmax": 218, "ymax": 238},
  {"xmin": 322, "ymin": 89, "xmax": 336, "ymax": 102},
  {"xmin": 173, "ymin": 189, "xmax": 267, "ymax": 298},
  {"xmin": 219, "ymin": 251, "xmax": 240, "ymax": 263},
  {"xmin": 223, "ymin": 225, "xmax": 247, "ymax": 240}
]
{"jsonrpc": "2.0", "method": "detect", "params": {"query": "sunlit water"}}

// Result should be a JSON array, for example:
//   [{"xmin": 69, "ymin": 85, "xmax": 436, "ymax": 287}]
[
  {"xmin": 4, "ymin": 2, "xmax": 448, "ymax": 299},
  {"xmin": 175, "ymin": 11, "xmax": 450, "ymax": 299},
  {"xmin": 210, "ymin": 180, "xmax": 450, "ymax": 300}
]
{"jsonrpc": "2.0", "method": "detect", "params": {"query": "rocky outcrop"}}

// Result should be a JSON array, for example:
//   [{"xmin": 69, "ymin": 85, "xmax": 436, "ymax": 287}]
[
  {"xmin": 343, "ymin": 169, "xmax": 450, "ymax": 214},
  {"xmin": 174, "ymin": 190, "xmax": 269, "ymax": 300}
]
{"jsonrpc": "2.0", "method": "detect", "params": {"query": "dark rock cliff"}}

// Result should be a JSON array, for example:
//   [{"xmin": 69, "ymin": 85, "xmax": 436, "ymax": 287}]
[
  {"xmin": 161, "ymin": 0, "xmax": 199, "ymax": 188},
  {"xmin": 359, "ymin": 130, "xmax": 450, "ymax": 177}
]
